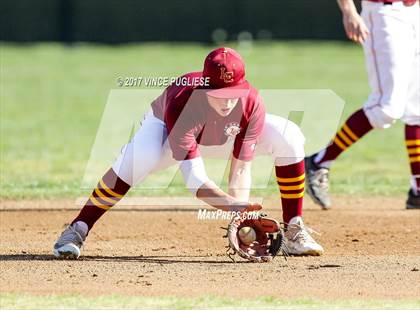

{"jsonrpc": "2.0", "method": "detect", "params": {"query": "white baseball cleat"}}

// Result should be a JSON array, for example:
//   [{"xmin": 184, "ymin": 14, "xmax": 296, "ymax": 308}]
[
  {"xmin": 283, "ymin": 216, "xmax": 324, "ymax": 256},
  {"xmin": 53, "ymin": 221, "xmax": 88, "ymax": 259}
]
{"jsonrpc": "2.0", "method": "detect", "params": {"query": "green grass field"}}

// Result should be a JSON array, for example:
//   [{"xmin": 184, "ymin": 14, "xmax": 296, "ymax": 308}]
[
  {"xmin": 0, "ymin": 42, "xmax": 410, "ymax": 199},
  {"xmin": 1, "ymin": 294, "xmax": 418, "ymax": 310}
]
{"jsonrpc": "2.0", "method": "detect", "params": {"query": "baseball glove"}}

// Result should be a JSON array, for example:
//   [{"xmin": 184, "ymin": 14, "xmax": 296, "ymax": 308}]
[{"xmin": 225, "ymin": 213, "xmax": 284, "ymax": 263}]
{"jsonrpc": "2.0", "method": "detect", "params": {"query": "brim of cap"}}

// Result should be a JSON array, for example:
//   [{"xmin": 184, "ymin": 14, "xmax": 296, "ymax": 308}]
[{"xmin": 205, "ymin": 82, "xmax": 250, "ymax": 99}]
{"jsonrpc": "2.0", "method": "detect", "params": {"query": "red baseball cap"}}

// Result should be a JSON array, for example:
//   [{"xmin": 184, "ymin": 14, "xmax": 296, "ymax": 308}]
[{"xmin": 203, "ymin": 47, "xmax": 250, "ymax": 99}]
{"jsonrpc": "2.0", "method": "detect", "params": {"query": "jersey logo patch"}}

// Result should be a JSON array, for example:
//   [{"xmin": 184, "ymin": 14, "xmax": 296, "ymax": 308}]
[{"xmin": 224, "ymin": 122, "xmax": 241, "ymax": 137}]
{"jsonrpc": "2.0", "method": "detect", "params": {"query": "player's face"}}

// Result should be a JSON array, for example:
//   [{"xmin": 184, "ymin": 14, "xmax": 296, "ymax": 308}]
[{"xmin": 206, "ymin": 95, "xmax": 239, "ymax": 117}]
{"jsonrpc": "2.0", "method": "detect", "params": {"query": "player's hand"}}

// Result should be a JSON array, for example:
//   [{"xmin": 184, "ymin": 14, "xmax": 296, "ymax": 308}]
[
  {"xmin": 342, "ymin": 13, "xmax": 369, "ymax": 44},
  {"xmin": 244, "ymin": 202, "xmax": 263, "ymax": 212},
  {"xmin": 229, "ymin": 202, "xmax": 262, "ymax": 213}
]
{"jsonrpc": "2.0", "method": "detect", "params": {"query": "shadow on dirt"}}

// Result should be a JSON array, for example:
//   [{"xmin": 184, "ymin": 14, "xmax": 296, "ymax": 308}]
[{"xmin": 0, "ymin": 254, "xmax": 250, "ymax": 264}]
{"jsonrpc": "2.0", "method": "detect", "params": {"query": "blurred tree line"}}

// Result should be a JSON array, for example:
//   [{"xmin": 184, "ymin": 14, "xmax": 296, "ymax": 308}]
[{"xmin": 0, "ymin": 0, "xmax": 356, "ymax": 43}]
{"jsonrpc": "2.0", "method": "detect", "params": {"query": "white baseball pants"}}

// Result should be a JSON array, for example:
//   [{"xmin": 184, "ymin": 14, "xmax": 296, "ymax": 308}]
[
  {"xmin": 361, "ymin": 1, "xmax": 419, "ymax": 128},
  {"xmin": 112, "ymin": 111, "xmax": 305, "ymax": 187}
]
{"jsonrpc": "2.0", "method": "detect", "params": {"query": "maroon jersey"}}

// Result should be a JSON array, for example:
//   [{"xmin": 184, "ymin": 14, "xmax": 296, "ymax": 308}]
[{"xmin": 151, "ymin": 72, "xmax": 265, "ymax": 161}]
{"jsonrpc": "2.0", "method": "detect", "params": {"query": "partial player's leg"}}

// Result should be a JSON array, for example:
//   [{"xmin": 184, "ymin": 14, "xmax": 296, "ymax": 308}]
[
  {"xmin": 305, "ymin": 109, "xmax": 373, "ymax": 209},
  {"xmin": 306, "ymin": 2, "xmax": 415, "ymax": 209},
  {"xmin": 257, "ymin": 114, "xmax": 324, "ymax": 256},
  {"xmin": 405, "ymin": 125, "xmax": 420, "ymax": 209},
  {"xmin": 403, "ymin": 4, "xmax": 420, "ymax": 209},
  {"xmin": 53, "ymin": 112, "xmax": 167, "ymax": 258},
  {"xmin": 53, "ymin": 168, "xmax": 130, "ymax": 259}
]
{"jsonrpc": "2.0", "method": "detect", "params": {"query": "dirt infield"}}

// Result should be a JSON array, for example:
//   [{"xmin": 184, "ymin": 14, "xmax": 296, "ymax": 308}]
[{"xmin": 0, "ymin": 195, "xmax": 419, "ymax": 300}]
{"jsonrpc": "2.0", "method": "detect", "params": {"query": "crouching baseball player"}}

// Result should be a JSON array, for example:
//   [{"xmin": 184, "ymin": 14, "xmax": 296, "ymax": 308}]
[{"xmin": 53, "ymin": 47, "xmax": 324, "ymax": 260}]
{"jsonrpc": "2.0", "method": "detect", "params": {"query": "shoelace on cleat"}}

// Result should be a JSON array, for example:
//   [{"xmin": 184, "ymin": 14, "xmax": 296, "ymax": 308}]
[
  {"xmin": 286, "ymin": 223, "xmax": 320, "ymax": 244},
  {"xmin": 57, "ymin": 225, "xmax": 84, "ymax": 247}
]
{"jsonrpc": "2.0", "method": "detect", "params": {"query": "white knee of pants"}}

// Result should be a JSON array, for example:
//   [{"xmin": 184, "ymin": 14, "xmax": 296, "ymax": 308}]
[
  {"xmin": 112, "ymin": 112, "xmax": 166, "ymax": 186},
  {"xmin": 363, "ymin": 105, "xmax": 396, "ymax": 129},
  {"xmin": 258, "ymin": 114, "xmax": 305, "ymax": 166}
]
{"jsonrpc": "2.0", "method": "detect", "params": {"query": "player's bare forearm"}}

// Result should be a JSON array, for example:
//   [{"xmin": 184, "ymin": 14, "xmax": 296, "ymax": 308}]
[
  {"xmin": 197, "ymin": 183, "xmax": 242, "ymax": 210},
  {"xmin": 337, "ymin": 0, "xmax": 369, "ymax": 43},
  {"xmin": 196, "ymin": 182, "xmax": 260, "ymax": 213},
  {"xmin": 228, "ymin": 157, "xmax": 252, "ymax": 202},
  {"xmin": 337, "ymin": 0, "xmax": 358, "ymax": 16}
]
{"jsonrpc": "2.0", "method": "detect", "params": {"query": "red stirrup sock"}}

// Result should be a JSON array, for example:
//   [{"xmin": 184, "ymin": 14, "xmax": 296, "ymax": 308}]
[
  {"xmin": 275, "ymin": 160, "xmax": 305, "ymax": 224},
  {"xmin": 72, "ymin": 168, "xmax": 131, "ymax": 230},
  {"xmin": 314, "ymin": 109, "xmax": 373, "ymax": 168},
  {"xmin": 405, "ymin": 125, "xmax": 420, "ymax": 195}
]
